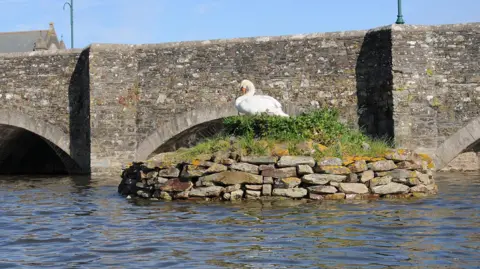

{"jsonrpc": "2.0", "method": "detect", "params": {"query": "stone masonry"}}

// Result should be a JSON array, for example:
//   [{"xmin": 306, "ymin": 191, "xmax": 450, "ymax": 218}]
[{"xmin": 0, "ymin": 23, "xmax": 478, "ymax": 175}]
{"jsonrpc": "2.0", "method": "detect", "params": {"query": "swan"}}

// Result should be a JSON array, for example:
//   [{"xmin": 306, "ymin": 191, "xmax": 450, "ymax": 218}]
[{"xmin": 235, "ymin": 79, "xmax": 289, "ymax": 117}]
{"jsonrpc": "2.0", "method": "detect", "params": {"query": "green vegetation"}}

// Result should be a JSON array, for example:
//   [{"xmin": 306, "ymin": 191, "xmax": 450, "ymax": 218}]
[
  {"xmin": 430, "ymin": 96, "xmax": 441, "ymax": 108},
  {"xmin": 153, "ymin": 109, "xmax": 392, "ymax": 162},
  {"xmin": 426, "ymin": 68, "xmax": 434, "ymax": 76}
]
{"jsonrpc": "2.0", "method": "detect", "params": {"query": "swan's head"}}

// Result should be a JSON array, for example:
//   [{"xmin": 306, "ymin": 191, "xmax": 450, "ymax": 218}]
[{"xmin": 240, "ymin": 79, "xmax": 255, "ymax": 95}]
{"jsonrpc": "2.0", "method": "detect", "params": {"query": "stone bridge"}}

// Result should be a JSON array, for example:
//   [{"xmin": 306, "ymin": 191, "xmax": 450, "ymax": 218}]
[{"xmin": 0, "ymin": 23, "xmax": 479, "ymax": 175}]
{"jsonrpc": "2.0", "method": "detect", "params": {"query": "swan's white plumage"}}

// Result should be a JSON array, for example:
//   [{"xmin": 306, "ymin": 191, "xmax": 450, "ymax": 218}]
[{"xmin": 235, "ymin": 80, "xmax": 289, "ymax": 117}]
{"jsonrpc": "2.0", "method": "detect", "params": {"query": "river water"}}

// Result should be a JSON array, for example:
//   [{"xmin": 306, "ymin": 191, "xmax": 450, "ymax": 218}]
[{"xmin": 0, "ymin": 172, "xmax": 479, "ymax": 269}]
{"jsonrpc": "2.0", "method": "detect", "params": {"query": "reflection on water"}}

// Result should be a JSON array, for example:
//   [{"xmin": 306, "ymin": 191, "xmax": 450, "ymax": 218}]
[{"xmin": 0, "ymin": 172, "xmax": 479, "ymax": 268}]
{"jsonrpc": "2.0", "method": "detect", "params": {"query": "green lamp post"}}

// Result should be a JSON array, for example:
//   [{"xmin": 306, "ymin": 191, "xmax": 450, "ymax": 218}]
[
  {"xmin": 63, "ymin": 0, "xmax": 74, "ymax": 48},
  {"xmin": 395, "ymin": 0, "xmax": 405, "ymax": 24}
]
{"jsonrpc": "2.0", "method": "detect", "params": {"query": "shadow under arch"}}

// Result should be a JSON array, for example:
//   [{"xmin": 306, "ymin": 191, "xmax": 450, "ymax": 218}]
[
  {"xmin": 135, "ymin": 103, "xmax": 306, "ymax": 161},
  {"xmin": 433, "ymin": 116, "xmax": 480, "ymax": 170},
  {"xmin": 0, "ymin": 109, "xmax": 82, "ymax": 174}
]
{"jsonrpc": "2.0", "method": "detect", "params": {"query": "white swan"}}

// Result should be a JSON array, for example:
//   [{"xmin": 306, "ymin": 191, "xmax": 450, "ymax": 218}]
[{"xmin": 235, "ymin": 79, "xmax": 289, "ymax": 117}]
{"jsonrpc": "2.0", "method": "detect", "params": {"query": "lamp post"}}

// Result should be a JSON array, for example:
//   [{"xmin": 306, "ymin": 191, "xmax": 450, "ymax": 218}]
[
  {"xmin": 395, "ymin": 0, "xmax": 405, "ymax": 24},
  {"xmin": 63, "ymin": 0, "xmax": 74, "ymax": 48}
]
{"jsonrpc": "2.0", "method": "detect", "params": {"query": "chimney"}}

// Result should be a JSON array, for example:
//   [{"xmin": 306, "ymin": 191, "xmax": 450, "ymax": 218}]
[
  {"xmin": 48, "ymin": 22, "xmax": 56, "ymax": 37},
  {"xmin": 59, "ymin": 35, "xmax": 66, "ymax": 49}
]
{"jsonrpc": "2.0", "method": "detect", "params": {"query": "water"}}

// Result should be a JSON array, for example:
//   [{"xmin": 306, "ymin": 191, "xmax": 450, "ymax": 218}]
[{"xmin": 0, "ymin": 172, "xmax": 479, "ymax": 269}]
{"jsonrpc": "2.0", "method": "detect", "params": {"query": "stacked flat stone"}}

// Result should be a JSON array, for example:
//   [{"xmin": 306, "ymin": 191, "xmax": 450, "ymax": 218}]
[{"xmin": 118, "ymin": 149, "xmax": 438, "ymax": 201}]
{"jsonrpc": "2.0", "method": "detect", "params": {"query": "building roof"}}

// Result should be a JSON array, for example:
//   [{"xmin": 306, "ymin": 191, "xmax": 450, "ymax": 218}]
[{"xmin": 0, "ymin": 22, "xmax": 66, "ymax": 53}]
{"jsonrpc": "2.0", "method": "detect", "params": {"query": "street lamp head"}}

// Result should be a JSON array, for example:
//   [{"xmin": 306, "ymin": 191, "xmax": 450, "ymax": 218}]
[{"xmin": 63, "ymin": 0, "xmax": 74, "ymax": 48}]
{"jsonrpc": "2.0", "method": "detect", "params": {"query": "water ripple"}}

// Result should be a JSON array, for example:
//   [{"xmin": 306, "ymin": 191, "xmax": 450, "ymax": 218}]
[{"xmin": 0, "ymin": 172, "xmax": 479, "ymax": 268}]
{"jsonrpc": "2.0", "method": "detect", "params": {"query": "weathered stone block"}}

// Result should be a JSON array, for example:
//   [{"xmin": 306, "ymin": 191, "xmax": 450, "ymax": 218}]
[
  {"xmin": 370, "ymin": 176, "xmax": 393, "ymax": 188},
  {"xmin": 160, "ymin": 178, "xmax": 193, "ymax": 192},
  {"xmin": 230, "ymin": 190, "xmax": 244, "ymax": 201},
  {"xmin": 246, "ymin": 184, "xmax": 263, "ymax": 191},
  {"xmin": 201, "ymin": 171, "xmax": 263, "ymax": 185},
  {"xmin": 240, "ymin": 156, "xmax": 278, "ymax": 165},
  {"xmin": 302, "ymin": 173, "xmax": 346, "ymax": 184},
  {"xmin": 309, "ymin": 193, "xmax": 324, "ymax": 200},
  {"xmin": 158, "ymin": 167, "xmax": 180, "ymax": 178},
  {"xmin": 368, "ymin": 160, "xmax": 397, "ymax": 171},
  {"xmin": 277, "ymin": 156, "xmax": 315, "ymax": 167},
  {"xmin": 259, "ymin": 164, "xmax": 275, "ymax": 171},
  {"xmin": 181, "ymin": 165, "xmax": 207, "ymax": 178},
  {"xmin": 246, "ymin": 190, "xmax": 261, "ymax": 199},
  {"xmin": 410, "ymin": 184, "xmax": 429, "ymax": 193},
  {"xmin": 206, "ymin": 163, "xmax": 228, "ymax": 174},
  {"xmin": 189, "ymin": 186, "xmax": 225, "ymax": 197},
  {"xmin": 347, "ymin": 160, "xmax": 368, "ymax": 173},
  {"xmin": 297, "ymin": 164, "xmax": 314, "ymax": 176},
  {"xmin": 317, "ymin": 157, "xmax": 343, "ymax": 166},
  {"xmin": 272, "ymin": 188, "xmax": 307, "ymax": 198},
  {"xmin": 261, "ymin": 167, "xmax": 297, "ymax": 178},
  {"xmin": 346, "ymin": 173, "xmax": 359, "ymax": 183},
  {"xmin": 371, "ymin": 182, "xmax": 409, "ymax": 194},
  {"xmin": 384, "ymin": 149, "xmax": 415, "ymax": 161},
  {"xmin": 339, "ymin": 183, "xmax": 369, "ymax": 194},
  {"xmin": 230, "ymin": 162, "xmax": 259, "ymax": 174},
  {"xmin": 360, "ymin": 170, "xmax": 375, "ymax": 182},
  {"xmin": 223, "ymin": 192, "xmax": 231, "ymax": 200},
  {"xmin": 263, "ymin": 176, "xmax": 274, "ymax": 184},
  {"xmin": 274, "ymin": 177, "xmax": 301, "ymax": 188},
  {"xmin": 308, "ymin": 185, "xmax": 338, "ymax": 194},
  {"xmin": 262, "ymin": 184, "xmax": 272, "ymax": 196},
  {"xmin": 329, "ymin": 181, "xmax": 340, "ymax": 187},
  {"xmin": 224, "ymin": 184, "xmax": 242, "ymax": 193},
  {"xmin": 315, "ymin": 165, "xmax": 351, "ymax": 175}
]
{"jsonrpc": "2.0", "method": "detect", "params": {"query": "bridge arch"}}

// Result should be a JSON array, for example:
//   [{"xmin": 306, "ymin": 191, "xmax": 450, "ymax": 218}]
[
  {"xmin": 135, "ymin": 103, "xmax": 306, "ymax": 161},
  {"xmin": 0, "ymin": 109, "xmax": 81, "ymax": 174},
  {"xmin": 433, "ymin": 116, "xmax": 480, "ymax": 170}
]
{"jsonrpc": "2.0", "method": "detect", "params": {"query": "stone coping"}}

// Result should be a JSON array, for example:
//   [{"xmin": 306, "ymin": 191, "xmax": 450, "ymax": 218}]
[
  {"xmin": 93, "ymin": 22, "xmax": 480, "ymax": 51},
  {"xmin": 2, "ymin": 22, "xmax": 478, "ymax": 58},
  {"xmin": 118, "ymin": 149, "xmax": 438, "ymax": 202},
  {"xmin": 0, "ymin": 47, "xmax": 84, "ymax": 58}
]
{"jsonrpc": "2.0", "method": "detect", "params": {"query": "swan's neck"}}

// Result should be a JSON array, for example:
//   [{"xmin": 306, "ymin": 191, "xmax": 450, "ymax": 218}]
[
  {"xmin": 244, "ymin": 82, "xmax": 256, "ymax": 96},
  {"xmin": 235, "ymin": 81, "xmax": 256, "ymax": 105}
]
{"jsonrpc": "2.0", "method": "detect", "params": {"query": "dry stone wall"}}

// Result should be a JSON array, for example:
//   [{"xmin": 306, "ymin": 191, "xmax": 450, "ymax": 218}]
[{"xmin": 118, "ymin": 149, "xmax": 438, "ymax": 201}]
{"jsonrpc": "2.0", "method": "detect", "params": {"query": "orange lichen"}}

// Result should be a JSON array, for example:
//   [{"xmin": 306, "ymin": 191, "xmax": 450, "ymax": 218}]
[
  {"xmin": 417, "ymin": 153, "xmax": 433, "ymax": 162},
  {"xmin": 343, "ymin": 156, "xmax": 386, "ymax": 163},
  {"xmin": 319, "ymin": 165, "xmax": 351, "ymax": 175},
  {"xmin": 271, "ymin": 143, "xmax": 289, "ymax": 156},
  {"xmin": 314, "ymin": 143, "xmax": 328, "ymax": 152},
  {"xmin": 342, "ymin": 156, "xmax": 355, "ymax": 166},
  {"xmin": 191, "ymin": 159, "xmax": 201, "ymax": 166}
]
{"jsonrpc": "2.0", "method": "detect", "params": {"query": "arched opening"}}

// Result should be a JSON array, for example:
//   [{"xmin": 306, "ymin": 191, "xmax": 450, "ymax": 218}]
[
  {"xmin": 0, "ymin": 109, "xmax": 84, "ymax": 175},
  {"xmin": 135, "ymin": 105, "xmax": 239, "ymax": 161},
  {"xmin": 0, "ymin": 124, "xmax": 71, "ymax": 174},
  {"xmin": 433, "ymin": 117, "xmax": 480, "ymax": 170},
  {"xmin": 149, "ymin": 118, "xmax": 226, "ymax": 158}
]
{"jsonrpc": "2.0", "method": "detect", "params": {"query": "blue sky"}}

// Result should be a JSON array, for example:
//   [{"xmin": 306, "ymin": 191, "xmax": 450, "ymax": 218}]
[{"xmin": 0, "ymin": 0, "xmax": 478, "ymax": 48}]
